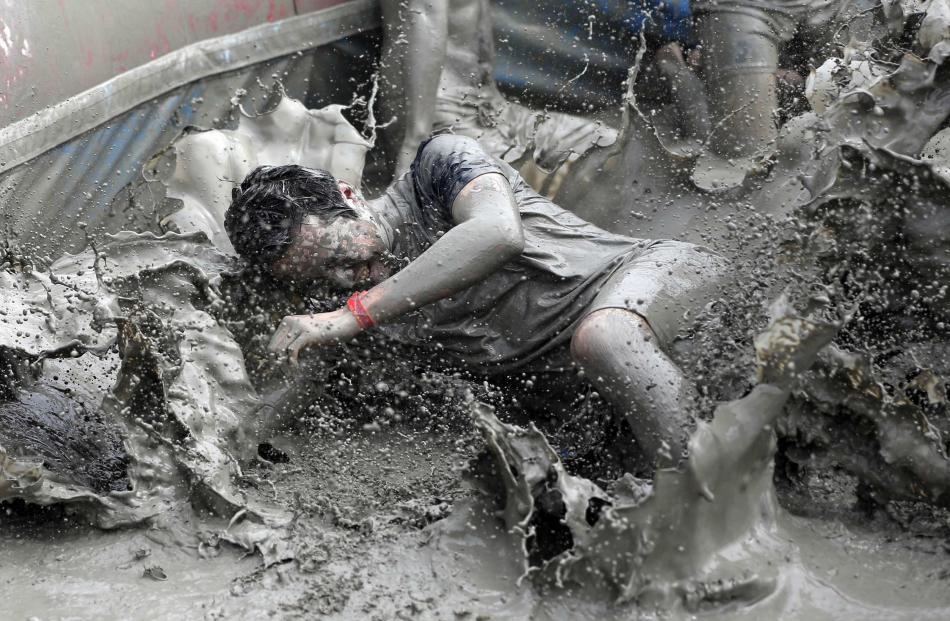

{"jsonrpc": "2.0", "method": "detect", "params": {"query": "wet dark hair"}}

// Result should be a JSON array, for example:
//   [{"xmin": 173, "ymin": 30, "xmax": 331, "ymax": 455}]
[{"xmin": 225, "ymin": 164, "xmax": 358, "ymax": 266}]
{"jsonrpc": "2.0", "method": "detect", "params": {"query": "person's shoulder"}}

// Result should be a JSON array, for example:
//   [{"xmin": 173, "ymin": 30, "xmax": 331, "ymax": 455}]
[
  {"xmin": 411, "ymin": 134, "xmax": 497, "ymax": 183},
  {"xmin": 416, "ymin": 133, "xmax": 482, "ymax": 160},
  {"xmin": 425, "ymin": 133, "xmax": 479, "ymax": 147}
]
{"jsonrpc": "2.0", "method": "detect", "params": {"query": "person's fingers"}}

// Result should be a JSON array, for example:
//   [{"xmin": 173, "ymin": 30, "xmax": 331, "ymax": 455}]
[
  {"xmin": 268, "ymin": 319, "xmax": 299, "ymax": 353},
  {"xmin": 268, "ymin": 315, "xmax": 343, "ymax": 362},
  {"xmin": 291, "ymin": 334, "xmax": 309, "ymax": 365},
  {"xmin": 268, "ymin": 328, "xmax": 292, "ymax": 353},
  {"xmin": 287, "ymin": 333, "xmax": 314, "ymax": 367}
]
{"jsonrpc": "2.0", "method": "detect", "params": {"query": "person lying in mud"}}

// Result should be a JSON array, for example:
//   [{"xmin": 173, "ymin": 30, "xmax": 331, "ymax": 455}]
[{"xmin": 225, "ymin": 134, "xmax": 728, "ymax": 471}]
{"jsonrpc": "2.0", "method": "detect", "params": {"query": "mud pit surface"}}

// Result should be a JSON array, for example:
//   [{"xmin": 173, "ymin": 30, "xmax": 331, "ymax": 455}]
[{"xmin": 3, "ymin": 425, "xmax": 950, "ymax": 620}]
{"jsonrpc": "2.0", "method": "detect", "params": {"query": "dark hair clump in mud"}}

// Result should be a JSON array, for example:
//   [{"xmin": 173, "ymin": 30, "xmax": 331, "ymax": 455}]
[{"xmin": 225, "ymin": 164, "xmax": 358, "ymax": 266}]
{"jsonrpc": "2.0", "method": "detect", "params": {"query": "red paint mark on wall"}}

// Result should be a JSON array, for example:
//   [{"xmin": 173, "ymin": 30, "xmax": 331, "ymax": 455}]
[
  {"xmin": 155, "ymin": 24, "xmax": 172, "ymax": 54},
  {"xmin": 231, "ymin": 0, "xmax": 264, "ymax": 20},
  {"xmin": 113, "ymin": 49, "xmax": 130, "ymax": 73},
  {"xmin": 0, "ymin": 0, "xmax": 312, "ymax": 121}
]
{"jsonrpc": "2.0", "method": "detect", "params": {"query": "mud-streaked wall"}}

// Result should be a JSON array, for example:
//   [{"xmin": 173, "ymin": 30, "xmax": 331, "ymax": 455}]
[{"xmin": 0, "ymin": 0, "xmax": 357, "ymax": 128}]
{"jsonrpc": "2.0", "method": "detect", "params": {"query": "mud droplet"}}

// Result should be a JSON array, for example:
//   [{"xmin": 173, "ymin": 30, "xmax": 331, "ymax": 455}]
[{"xmin": 143, "ymin": 565, "xmax": 168, "ymax": 581}]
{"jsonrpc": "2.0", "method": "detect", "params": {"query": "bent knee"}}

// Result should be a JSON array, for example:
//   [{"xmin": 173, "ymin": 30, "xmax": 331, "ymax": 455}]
[{"xmin": 570, "ymin": 308, "xmax": 652, "ymax": 363}]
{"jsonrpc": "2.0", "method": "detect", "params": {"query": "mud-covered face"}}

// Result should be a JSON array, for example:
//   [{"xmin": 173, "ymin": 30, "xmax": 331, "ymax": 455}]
[{"xmin": 270, "ymin": 212, "xmax": 391, "ymax": 290}]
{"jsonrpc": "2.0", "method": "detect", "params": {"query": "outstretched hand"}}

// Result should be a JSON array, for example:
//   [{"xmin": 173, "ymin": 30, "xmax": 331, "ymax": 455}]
[{"xmin": 268, "ymin": 309, "xmax": 361, "ymax": 365}]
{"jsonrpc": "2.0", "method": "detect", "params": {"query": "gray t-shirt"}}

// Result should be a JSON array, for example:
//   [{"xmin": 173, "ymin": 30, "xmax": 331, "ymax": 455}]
[{"xmin": 375, "ymin": 134, "xmax": 657, "ymax": 373}]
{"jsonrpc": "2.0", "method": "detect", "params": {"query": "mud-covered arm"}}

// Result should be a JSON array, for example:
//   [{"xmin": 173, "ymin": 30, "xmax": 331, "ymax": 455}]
[
  {"xmin": 269, "ymin": 137, "xmax": 522, "ymax": 363},
  {"xmin": 382, "ymin": 0, "xmax": 449, "ymax": 172},
  {"xmin": 361, "ymin": 172, "xmax": 524, "ymax": 324}
]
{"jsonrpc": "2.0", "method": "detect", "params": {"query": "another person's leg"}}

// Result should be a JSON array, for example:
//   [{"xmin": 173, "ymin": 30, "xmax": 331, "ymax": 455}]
[{"xmin": 502, "ymin": 102, "xmax": 618, "ymax": 197}]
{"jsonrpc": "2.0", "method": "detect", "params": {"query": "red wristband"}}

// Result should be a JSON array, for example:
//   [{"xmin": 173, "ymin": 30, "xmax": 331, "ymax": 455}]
[{"xmin": 346, "ymin": 291, "xmax": 375, "ymax": 330}]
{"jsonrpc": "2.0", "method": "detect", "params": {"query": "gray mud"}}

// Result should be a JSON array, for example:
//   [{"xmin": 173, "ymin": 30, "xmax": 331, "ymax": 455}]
[
  {"xmin": 4, "ymin": 423, "xmax": 950, "ymax": 620},
  {"xmin": 3, "ymin": 6, "xmax": 950, "ymax": 618}
]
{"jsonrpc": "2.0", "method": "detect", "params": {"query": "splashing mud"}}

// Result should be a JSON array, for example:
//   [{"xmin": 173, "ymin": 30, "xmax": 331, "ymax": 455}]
[
  {"xmin": 468, "ymin": 307, "xmax": 838, "ymax": 612},
  {"xmin": 0, "ymin": 230, "xmax": 293, "ymax": 566},
  {"xmin": 559, "ymin": 2, "xmax": 950, "ymax": 515}
]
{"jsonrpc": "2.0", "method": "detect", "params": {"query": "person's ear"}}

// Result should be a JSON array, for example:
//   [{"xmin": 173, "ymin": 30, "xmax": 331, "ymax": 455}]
[{"xmin": 338, "ymin": 180, "xmax": 356, "ymax": 201}]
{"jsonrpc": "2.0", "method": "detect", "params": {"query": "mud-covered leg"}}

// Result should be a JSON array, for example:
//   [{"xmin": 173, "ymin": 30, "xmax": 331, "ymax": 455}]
[{"xmin": 570, "ymin": 308, "xmax": 694, "ymax": 469}]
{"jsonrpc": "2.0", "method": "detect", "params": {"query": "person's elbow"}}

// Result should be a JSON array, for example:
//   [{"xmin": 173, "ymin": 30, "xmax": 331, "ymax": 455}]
[{"xmin": 488, "ymin": 218, "xmax": 525, "ymax": 260}]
